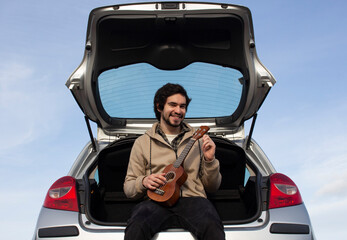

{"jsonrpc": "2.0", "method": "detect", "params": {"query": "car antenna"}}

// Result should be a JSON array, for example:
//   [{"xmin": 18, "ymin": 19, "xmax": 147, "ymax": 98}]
[
  {"xmin": 84, "ymin": 115, "xmax": 97, "ymax": 152},
  {"xmin": 246, "ymin": 113, "xmax": 257, "ymax": 150}
]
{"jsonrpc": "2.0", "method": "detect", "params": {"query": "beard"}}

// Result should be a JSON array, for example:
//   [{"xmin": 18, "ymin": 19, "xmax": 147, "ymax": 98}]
[{"xmin": 162, "ymin": 113, "xmax": 183, "ymax": 128}]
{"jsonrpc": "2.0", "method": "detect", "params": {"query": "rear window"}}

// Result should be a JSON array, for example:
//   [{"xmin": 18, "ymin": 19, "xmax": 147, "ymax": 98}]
[{"xmin": 98, "ymin": 62, "xmax": 244, "ymax": 118}]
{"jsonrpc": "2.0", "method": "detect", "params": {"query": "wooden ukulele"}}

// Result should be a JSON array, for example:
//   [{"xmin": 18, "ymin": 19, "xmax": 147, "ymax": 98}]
[{"xmin": 147, "ymin": 126, "xmax": 210, "ymax": 207}]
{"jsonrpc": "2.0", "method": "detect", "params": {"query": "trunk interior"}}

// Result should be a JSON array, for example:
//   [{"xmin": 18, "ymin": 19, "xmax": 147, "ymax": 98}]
[{"xmin": 85, "ymin": 136, "xmax": 260, "ymax": 225}]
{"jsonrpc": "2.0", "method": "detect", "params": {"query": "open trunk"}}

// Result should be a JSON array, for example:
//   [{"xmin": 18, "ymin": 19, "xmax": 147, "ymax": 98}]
[
  {"xmin": 68, "ymin": 3, "xmax": 272, "ymax": 224},
  {"xmin": 83, "ymin": 135, "xmax": 261, "ymax": 225}
]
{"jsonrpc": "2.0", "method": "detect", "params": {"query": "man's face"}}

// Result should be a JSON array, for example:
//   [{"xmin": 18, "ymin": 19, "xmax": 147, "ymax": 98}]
[{"xmin": 159, "ymin": 93, "xmax": 187, "ymax": 128}]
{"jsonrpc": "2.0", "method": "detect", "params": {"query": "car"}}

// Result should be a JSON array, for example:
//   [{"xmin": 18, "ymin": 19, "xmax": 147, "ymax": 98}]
[{"xmin": 33, "ymin": 1, "xmax": 315, "ymax": 240}]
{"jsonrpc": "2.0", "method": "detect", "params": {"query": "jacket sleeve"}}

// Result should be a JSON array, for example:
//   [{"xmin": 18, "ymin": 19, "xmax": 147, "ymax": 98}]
[
  {"xmin": 123, "ymin": 138, "xmax": 147, "ymax": 199},
  {"xmin": 201, "ymin": 156, "xmax": 222, "ymax": 193}
]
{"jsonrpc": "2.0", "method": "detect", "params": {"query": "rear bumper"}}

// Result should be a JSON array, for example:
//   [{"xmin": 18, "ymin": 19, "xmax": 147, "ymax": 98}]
[{"xmin": 34, "ymin": 204, "xmax": 314, "ymax": 240}]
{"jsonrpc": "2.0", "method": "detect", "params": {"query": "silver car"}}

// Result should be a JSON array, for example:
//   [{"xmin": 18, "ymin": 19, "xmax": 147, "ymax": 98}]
[{"xmin": 33, "ymin": 2, "xmax": 315, "ymax": 240}]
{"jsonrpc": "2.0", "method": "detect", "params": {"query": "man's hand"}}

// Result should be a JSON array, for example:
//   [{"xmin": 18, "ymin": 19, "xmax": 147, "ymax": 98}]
[
  {"xmin": 143, "ymin": 173, "xmax": 167, "ymax": 190},
  {"xmin": 202, "ymin": 135, "xmax": 216, "ymax": 162}
]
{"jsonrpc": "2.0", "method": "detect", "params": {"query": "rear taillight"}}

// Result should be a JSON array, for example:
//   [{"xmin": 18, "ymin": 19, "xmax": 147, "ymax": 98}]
[
  {"xmin": 43, "ymin": 176, "xmax": 79, "ymax": 212},
  {"xmin": 269, "ymin": 173, "xmax": 303, "ymax": 209}
]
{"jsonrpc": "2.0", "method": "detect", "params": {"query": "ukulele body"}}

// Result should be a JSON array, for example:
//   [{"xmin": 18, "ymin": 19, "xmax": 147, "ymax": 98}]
[{"xmin": 147, "ymin": 164, "xmax": 188, "ymax": 207}]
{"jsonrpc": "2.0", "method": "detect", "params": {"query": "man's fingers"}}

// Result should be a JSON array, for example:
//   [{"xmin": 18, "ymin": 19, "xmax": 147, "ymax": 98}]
[
  {"xmin": 148, "ymin": 174, "xmax": 167, "ymax": 188},
  {"xmin": 158, "ymin": 173, "xmax": 167, "ymax": 182}
]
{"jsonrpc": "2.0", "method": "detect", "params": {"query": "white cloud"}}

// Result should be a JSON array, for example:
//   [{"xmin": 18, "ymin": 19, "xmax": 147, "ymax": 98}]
[
  {"xmin": 307, "ymin": 196, "xmax": 347, "ymax": 240},
  {"xmin": 0, "ymin": 186, "xmax": 45, "ymax": 240},
  {"xmin": 254, "ymin": 97, "xmax": 347, "ymax": 240},
  {"xmin": 316, "ymin": 177, "xmax": 347, "ymax": 197},
  {"xmin": 0, "ymin": 60, "xmax": 69, "ymax": 152}
]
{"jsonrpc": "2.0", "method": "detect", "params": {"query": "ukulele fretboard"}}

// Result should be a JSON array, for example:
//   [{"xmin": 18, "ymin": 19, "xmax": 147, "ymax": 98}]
[{"xmin": 173, "ymin": 138, "xmax": 196, "ymax": 168}]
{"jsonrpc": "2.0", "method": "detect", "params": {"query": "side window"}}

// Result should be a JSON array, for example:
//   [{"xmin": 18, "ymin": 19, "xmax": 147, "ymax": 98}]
[
  {"xmin": 94, "ymin": 168, "xmax": 100, "ymax": 184},
  {"xmin": 244, "ymin": 168, "xmax": 250, "ymax": 186}
]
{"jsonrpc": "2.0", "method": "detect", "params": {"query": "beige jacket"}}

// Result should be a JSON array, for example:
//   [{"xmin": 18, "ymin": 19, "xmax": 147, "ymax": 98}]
[{"xmin": 123, "ymin": 122, "xmax": 222, "ymax": 200}]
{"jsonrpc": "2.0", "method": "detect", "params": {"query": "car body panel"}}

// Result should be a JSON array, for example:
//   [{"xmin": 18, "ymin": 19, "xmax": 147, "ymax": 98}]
[{"xmin": 34, "ymin": 205, "xmax": 312, "ymax": 240}]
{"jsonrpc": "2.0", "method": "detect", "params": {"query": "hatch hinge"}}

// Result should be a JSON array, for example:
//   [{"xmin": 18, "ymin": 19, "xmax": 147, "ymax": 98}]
[
  {"xmin": 210, "ymin": 132, "xmax": 226, "ymax": 138},
  {"xmin": 260, "ymin": 76, "xmax": 273, "ymax": 88},
  {"xmin": 246, "ymin": 113, "xmax": 257, "ymax": 150},
  {"xmin": 67, "ymin": 79, "xmax": 81, "ymax": 90},
  {"xmin": 84, "ymin": 115, "xmax": 97, "ymax": 152},
  {"xmin": 114, "ymin": 133, "xmax": 141, "ymax": 139},
  {"xmin": 115, "ymin": 133, "xmax": 131, "ymax": 139},
  {"xmin": 258, "ymin": 72, "xmax": 275, "ymax": 88}
]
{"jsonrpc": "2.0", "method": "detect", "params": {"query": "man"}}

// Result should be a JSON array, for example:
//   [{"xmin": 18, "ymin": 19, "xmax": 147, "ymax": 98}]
[{"xmin": 123, "ymin": 83, "xmax": 225, "ymax": 240}]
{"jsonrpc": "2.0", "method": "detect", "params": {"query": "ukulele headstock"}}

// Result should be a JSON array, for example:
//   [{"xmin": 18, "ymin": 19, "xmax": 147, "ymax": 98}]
[{"xmin": 192, "ymin": 126, "xmax": 210, "ymax": 140}]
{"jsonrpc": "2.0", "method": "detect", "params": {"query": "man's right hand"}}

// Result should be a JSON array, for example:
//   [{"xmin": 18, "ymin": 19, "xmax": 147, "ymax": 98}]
[{"xmin": 143, "ymin": 173, "xmax": 167, "ymax": 190}]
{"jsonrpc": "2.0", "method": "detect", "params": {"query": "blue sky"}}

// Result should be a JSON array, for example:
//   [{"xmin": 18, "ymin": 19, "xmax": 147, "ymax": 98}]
[{"xmin": 0, "ymin": 0, "xmax": 346, "ymax": 239}]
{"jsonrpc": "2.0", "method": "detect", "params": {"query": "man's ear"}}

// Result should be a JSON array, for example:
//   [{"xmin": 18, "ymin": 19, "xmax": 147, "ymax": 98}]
[{"xmin": 156, "ymin": 103, "xmax": 162, "ymax": 113}]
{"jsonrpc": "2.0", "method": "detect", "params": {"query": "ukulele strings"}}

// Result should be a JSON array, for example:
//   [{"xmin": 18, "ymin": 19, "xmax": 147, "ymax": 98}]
[
  {"xmin": 153, "ymin": 127, "xmax": 209, "ymax": 197},
  {"xmin": 157, "ymin": 138, "xmax": 196, "ymax": 190},
  {"xmin": 157, "ymin": 166, "xmax": 175, "ymax": 189}
]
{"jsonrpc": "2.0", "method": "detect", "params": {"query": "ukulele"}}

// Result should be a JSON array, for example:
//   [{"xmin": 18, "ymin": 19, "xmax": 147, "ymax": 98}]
[{"xmin": 147, "ymin": 126, "xmax": 210, "ymax": 207}]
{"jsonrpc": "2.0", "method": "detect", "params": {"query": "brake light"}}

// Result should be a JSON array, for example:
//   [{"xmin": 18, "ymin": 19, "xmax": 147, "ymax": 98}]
[
  {"xmin": 269, "ymin": 173, "xmax": 303, "ymax": 209},
  {"xmin": 43, "ymin": 176, "xmax": 79, "ymax": 212}
]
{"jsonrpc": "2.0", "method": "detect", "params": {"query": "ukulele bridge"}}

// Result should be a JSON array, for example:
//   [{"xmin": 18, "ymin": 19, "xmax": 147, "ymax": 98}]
[{"xmin": 154, "ymin": 188, "xmax": 165, "ymax": 196}]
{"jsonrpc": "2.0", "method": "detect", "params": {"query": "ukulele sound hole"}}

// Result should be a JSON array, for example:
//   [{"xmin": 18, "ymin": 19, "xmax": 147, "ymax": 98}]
[{"xmin": 165, "ymin": 171, "xmax": 176, "ymax": 182}]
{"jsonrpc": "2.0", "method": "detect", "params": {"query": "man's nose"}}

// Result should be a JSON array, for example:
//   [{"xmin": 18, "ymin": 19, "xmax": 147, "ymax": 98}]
[{"xmin": 174, "ymin": 106, "xmax": 182, "ymax": 113}]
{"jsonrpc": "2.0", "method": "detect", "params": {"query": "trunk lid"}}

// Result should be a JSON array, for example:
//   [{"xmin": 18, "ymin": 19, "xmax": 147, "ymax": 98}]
[{"xmin": 66, "ymin": 2, "xmax": 275, "ymax": 139}]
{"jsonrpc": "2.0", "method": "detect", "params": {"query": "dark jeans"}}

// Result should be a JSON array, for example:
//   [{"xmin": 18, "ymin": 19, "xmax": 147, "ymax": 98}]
[{"xmin": 124, "ymin": 197, "xmax": 225, "ymax": 240}]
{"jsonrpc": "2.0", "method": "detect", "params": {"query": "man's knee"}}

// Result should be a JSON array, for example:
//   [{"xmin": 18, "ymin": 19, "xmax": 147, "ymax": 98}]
[{"xmin": 125, "ymin": 220, "xmax": 152, "ymax": 240}]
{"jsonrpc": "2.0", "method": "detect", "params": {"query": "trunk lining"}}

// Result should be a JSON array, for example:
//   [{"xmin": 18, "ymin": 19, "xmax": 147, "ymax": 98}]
[{"xmin": 88, "ymin": 136, "xmax": 258, "ymax": 224}]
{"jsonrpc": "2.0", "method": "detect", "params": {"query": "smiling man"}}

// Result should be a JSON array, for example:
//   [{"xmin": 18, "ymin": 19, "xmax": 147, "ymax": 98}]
[
  {"xmin": 123, "ymin": 83, "xmax": 224, "ymax": 240},
  {"xmin": 159, "ymin": 93, "xmax": 186, "ymax": 131}
]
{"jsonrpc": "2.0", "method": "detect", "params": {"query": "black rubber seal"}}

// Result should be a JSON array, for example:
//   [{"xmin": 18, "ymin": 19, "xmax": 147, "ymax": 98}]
[
  {"xmin": 270, "ymin": 223, "xmax": 310, "ymax": 234},
  {"xmin": 38, "ymin": 226, "xmax": 79, "ymax": 238}
]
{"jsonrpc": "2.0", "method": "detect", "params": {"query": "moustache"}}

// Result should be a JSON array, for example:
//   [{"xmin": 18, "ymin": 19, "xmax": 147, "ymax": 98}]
[{"xmin": 170, "ymin": 113, "xmax": 183, "ymax": 118}]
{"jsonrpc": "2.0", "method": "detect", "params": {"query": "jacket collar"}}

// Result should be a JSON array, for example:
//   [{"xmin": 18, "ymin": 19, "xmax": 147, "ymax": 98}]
[{"xmin": 146, "ymin": 122, "xmax": 194, "ymax": 146}]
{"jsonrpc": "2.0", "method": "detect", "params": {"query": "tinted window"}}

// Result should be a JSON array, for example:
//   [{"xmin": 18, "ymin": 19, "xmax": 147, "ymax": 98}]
[{"xmin": 98, "ymin": 62, "xmax": 243, "ymax": 118}]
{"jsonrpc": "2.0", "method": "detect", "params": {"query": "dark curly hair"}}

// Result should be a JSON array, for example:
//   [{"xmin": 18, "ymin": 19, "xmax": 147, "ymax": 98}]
[{"xmin": 154, "ymin": 83, "xmax": 192, "ymax": 121}]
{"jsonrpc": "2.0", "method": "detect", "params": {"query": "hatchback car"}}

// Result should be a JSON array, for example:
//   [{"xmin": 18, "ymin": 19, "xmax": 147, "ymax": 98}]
[{"xmin": 33, "ymin": 2, "xmax": 315, "ymax": 240}]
